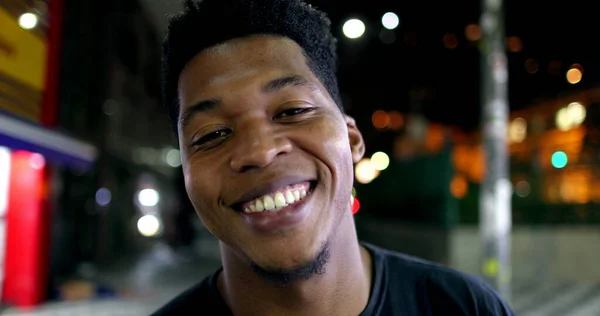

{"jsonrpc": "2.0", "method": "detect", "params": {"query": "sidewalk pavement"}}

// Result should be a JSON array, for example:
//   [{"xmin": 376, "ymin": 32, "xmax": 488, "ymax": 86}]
[
  {"xmin": 2, "ymin": 240, "xmax": 600, "ymax": 315},
  {"xmin": 1, "ymin": 241, "xmax": 221, "ymax": 316}
]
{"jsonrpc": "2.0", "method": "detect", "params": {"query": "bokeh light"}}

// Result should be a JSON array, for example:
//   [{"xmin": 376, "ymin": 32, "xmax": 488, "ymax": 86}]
[
  {"xmin": 165, "ymin": 149, "xmax": 181, "ymax": 167},
  {"xmin": 371, "ymin": 152, "xmax": 390, "ymax": 171},
  {"xmin": 95, "ymin": 188, "xmax": 112, "ymax": 206},
  {"xmin": 138, "ymin": 188, "xmax": 160, "ymax": 207},
  {"xmin": 515, "ymin": 181, "xmax": 531, "ymax": 198},
  {"xmin": 381, "ymin": 12, "xmax": 399, "ymax": 30},
  {"xmin": 450, "ymin": 174, "xmax": 468, "ymax": 198},
  {"xmin": 388, "ymin": 111, "xmax": 404, "ymax": 130},
  {"xmin": 18, "ymin": 13, "xmax": 38, "ymax": 30},
  {"xmin": 567, "ymin": 102, "xmax": 586, "ymax": 125},
  {"xmin": 355, "ymin": 158, "xmax": 380, "ymax": 184},
  {"xmin": 372, "ymin": 110, "xmax": 390, "ymax": 129},
  {"xmin": 508, "ymin": 118, "xmax": 527, "ymax": 143},
  {"xmin": 551, "ymin": 151, "xmax": 568, "ymax": 169},
  {"xmin": 506, "ymin": 36, "xmax": 522, "ymax": 52},
  {"xmin": 465, "ymin": 24, "xmax": 481, "ymax": 41},
  {"xmin": 343, "ymin": 19, "xmax": 366, "ymax": 39},
  {"xmin": 137, "ymin": 214, "xmax": 161, "ymax": 237},
  {"xmin": 28, "ymin": 153, "xmax": 45, "ymax": 170},
  {"xmin": 566, "ymin": 68, "xmax": 582, "ymax": 84}
]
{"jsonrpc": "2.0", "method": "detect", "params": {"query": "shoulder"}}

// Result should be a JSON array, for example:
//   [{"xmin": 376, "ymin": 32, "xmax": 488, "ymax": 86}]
[
  {"xmin": 421, "ymin": 264, "xmax": 514, "ymax": 315},
  {"xmin": 365, "ymin": 243, "xmax": 515, "ymax": 316},
  {"xmin": 151, "ymin": 269, "xmax": 229, "ymax": 316}
]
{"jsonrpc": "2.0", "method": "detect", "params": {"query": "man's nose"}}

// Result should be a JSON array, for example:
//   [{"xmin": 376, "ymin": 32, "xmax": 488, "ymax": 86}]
[{"xmin": 229, "ymin": 120, "xmax": 292, "ymax": 172}]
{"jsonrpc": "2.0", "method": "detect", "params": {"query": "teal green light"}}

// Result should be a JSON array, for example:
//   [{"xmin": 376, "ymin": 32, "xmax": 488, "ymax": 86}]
[{"xmin": 551, "ymin": 151, "xmax": 568, "ymax": 168}]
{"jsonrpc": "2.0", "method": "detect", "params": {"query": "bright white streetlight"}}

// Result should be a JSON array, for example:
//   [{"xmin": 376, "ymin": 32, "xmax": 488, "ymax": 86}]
[
  {"xmin": 343, "ymin": 19, "xmax": 366, "ymax": 39},
  {"xmin": 382, "ymin": 12, "xmax": 399, "ymax": 30},
  {"xmin": 137, "ymin": 188, "xmax": 160, "ymax": 207},
  {"xmin": 18, "ymin": 13, "xmax": 38, "ymax": 30},
  {"xmin": 137, "ymin": 214, "xmax": 161, "ymax": 237}
]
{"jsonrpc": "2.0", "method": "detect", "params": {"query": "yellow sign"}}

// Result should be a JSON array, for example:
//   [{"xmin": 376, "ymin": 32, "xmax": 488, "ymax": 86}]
[
  {"xmin": 0, "ymin": 7, "xmax": 46, "ymax": 121},
  {"xmin": 0, "ymin": 7, "xmax": 46, "ymax": 90}
]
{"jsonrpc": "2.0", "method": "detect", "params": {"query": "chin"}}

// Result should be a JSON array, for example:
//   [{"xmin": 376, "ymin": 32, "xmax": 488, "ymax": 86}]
[
  {"xmin": 248, "ymin": 240, "xmax": 331, "ymax": 285},
  {"xmin": 261, "ymin": 243, "xmax": 320, "ymax": 270}
]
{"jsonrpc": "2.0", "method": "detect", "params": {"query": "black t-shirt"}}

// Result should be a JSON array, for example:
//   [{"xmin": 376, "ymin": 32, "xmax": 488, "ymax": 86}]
[{"xmin": 152, "ymin": 243, "xmax": 515, "ymax": 315}]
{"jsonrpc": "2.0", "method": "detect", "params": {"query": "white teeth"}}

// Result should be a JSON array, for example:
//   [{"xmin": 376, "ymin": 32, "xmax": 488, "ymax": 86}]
[
  {"xmin": 274, "ymin": 192, "xmax": 287, "ymax": 208},
  {"xmin": 242, "ymin": 184, "xmax": 312, "ymax": 213},
  {"xmin": 285, "ymin": 191, "xmax": 295, "ymax": 204},
  {"xmin": 255, "ymin": 199, "xmax": 264, "ymax": 212},
  {"xmin": 263, "ymin": 195, "xmax": 275, "ymax": 211}
]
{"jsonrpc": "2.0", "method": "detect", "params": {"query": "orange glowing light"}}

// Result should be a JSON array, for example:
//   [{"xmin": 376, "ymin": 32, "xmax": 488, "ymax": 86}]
[
  {"xmin": 425, "ymin": 124, "xmax": 445, "ymax": 153},
  {"xmin": 450, "ymin": 174, "xmax": 468, "ymax": 198},
  {"xmin": 506, "ymin": 36, "xmax": 522, "ymax": 52},
  {"xmin": 451, "ymin": 145, "xmax": 471, "ymax": 172},
  {"xmin": 388, "ymin": 111, "xmax": 404, "ymax": 130},
  {"xmin": 465, "ymin": 24, "xmax": 481, "ymax": 41},
  {"xmin": 566, "ymin": 68, "xmax": 582, "ymax": 84},
  {"xmin": 372, "ymin": 110, "xmax": 390, "ymax": 129}
]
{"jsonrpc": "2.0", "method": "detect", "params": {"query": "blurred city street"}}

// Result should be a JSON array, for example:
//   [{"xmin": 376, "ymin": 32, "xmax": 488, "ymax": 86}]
[
  {"xmin": 2, "ymin": 0, "xmax": 600, "ymax": 314},
  {"xmin": 0, "ymin": 239, "xmax": 222, "ymax": 316},
  {"xmin": 1, "ymin": 236, "xmax": 600, "ymax": 315}
]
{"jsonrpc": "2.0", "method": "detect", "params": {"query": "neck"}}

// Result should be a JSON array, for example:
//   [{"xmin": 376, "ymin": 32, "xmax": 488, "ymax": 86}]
[{"xmin": 218, "ymin": 212, "xmax": 372, "ymax": 316}]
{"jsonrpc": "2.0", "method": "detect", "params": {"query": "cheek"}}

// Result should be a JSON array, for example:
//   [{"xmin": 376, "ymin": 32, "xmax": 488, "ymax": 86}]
[
  {"xmin": 307, "ymin": 117, "xmax": 354, "ymax": 185},
  {"xmin": 314, "ymin": 121, "xmax": 355, "ymax": 220},
  {"xmin": 321, "ymin": 121, "xmax": 353, "ymax": 169},
  {"xmin": 183, "ymin": 165, "xmax": 223, "ymax": 234}
]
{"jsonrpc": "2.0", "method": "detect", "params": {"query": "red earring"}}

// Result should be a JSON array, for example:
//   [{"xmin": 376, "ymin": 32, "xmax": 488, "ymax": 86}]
[{"xmin": 351, "ymin": 196, "xmax": 360, "ymax": 214}]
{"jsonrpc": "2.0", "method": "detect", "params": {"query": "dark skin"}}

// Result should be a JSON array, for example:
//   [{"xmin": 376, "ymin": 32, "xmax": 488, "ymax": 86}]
[{"xmin": 177, "ymin": 35, "xmax": 372, "ymax": 315}]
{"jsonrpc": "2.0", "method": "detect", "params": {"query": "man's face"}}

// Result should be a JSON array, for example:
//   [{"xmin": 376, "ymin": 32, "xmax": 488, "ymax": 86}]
[{"xmin": 177, "ymin": 35, "xmax": 364, "ymax": 272}]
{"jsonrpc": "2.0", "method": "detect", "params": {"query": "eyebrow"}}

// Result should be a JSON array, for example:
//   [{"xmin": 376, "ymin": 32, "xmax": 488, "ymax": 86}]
[
  {"xmin": 262, "ymin": 75, "xmax": 313, "ymax": 93},
  {"xmin": 179, "ymin": 98, "xmax": 220, "ymax": 130},
  {"xmin": 179, "ymin": 75, "xmax": 314, "ymax": 130}
]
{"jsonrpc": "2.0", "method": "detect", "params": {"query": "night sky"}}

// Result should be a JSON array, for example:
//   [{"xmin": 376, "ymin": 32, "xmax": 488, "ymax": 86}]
[{"xmin": 302, "ymin": 0, "xmax": 599, "ymax": 153}]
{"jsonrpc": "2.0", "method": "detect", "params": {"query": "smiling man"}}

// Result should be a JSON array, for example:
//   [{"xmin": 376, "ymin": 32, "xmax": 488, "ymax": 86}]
[{"xmin": 152, "ymin": 0, "xmax": 515, "ymax": 315}]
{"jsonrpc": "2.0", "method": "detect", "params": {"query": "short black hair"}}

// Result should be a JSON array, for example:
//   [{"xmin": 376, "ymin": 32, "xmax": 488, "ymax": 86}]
[{"xmin": 162, "ymin": 0, "xmax": 342, "ymax": 134}]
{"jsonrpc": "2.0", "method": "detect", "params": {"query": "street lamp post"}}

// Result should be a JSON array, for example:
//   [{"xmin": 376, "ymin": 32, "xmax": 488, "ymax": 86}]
[{"xmin": 479, "ymin": 0, "xmax": 512, "ymax": 301}]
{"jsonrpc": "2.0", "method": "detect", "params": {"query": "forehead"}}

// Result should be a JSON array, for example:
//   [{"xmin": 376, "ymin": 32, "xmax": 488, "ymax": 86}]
[{"xmin": 178, "ymin": 35, "xmax": 315, "ymax": 97}]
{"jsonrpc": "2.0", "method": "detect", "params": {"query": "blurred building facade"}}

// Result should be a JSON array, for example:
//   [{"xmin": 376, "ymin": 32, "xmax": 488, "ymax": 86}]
[
  {"xmin": 0, "ymin": 0, "xmax": 97, "ymax": 307},
  {"xmin": 355, "ymin": 87, "xmax": 600, "ymax": 225},
  {"xmin": 451, "ymin": 88, "xmax": 600, "ymax": 225},
  {"xmin": 0, "ymin": 0, "xmax": 184, "ymax": 308},
  {"xmin": 353, "ymin": 88, "xmax": 600, "ymax": 285}
]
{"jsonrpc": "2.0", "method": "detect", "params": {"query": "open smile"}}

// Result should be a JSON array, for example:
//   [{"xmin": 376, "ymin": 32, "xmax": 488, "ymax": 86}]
[
  {"xmin": 231, "ymin": 179, "xmax": 318, "ymax": 232},
  {"xmin": 237, "ymin": 181, "xmax": 316, "ymax": 213}
]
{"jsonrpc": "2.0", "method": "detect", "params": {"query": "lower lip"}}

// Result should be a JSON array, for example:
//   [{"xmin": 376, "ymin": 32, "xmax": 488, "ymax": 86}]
[{"xmin": 239, "ymin": 194, "xmax": 312, "ymax": 232}]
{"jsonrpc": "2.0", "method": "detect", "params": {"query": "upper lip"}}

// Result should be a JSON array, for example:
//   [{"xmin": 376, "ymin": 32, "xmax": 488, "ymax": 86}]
[{"xmin": 229, "ymin": 175, "xmax": 316, "ymax": 209}]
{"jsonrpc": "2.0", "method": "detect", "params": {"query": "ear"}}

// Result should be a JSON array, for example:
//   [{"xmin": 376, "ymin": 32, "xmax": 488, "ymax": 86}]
[{"xmin": 345, "ymin": 115, "xmax": 365, "ymax": 163}]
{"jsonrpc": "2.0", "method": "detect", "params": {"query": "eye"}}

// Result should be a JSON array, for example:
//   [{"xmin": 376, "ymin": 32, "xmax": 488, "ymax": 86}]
[
  {"xmin": 192, "ymin": 128, "xmax": 232, "ymax": 150},
  {"xmin": 274, "ymin": 107, "xmax": 313, "ymax": 120}
]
